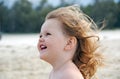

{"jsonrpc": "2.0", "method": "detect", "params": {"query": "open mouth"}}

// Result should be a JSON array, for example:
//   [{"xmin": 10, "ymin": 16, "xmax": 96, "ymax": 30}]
[{"xmin": 40, "ymin": 45, "xmax": 47, "ymax": 50}]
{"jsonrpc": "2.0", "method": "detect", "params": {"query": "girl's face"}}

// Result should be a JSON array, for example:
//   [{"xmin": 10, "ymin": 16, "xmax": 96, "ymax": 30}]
[{"xmin": 37, "ymin": 19, "xmax": 68, "ymax": 63}]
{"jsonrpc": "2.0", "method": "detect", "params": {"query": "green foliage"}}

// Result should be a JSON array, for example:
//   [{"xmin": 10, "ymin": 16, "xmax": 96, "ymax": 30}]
[
  {"xmin": 0, "ymin": 0, "xmax": 120, "ymax": 33},
  {"xmin": 0, "ymin": 1, "xmax": 8, "ymax": 32},
  {"xmin": 82, "ymin": 0, "xmax": 120, "ymax": 29}
]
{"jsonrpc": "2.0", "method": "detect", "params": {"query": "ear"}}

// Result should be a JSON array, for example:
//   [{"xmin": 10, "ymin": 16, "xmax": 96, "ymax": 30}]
[{"xmin": 64, "ymin": 36, "xmax": 77, "ymax": 51}]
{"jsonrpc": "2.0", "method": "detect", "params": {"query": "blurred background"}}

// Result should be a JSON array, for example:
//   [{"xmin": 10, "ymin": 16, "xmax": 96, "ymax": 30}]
[
  {"xmin": 0, "ymin": 0, "xmax": 120, "ymax": 33},
  {"xmin": 0, "ymin": 0, "xmax": 120, "ymax": 79}
]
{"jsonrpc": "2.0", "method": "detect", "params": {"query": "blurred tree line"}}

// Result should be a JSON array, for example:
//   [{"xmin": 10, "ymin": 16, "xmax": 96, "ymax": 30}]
[{"xmin": 0, "ymin": 0, "xmax": 120, "ymax": 33}]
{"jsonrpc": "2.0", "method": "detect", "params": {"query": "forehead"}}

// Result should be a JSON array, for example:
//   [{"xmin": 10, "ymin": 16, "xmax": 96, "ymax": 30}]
[{"xmin": 40, "ymin": 19, "xmax": 64, "ymax": 32}]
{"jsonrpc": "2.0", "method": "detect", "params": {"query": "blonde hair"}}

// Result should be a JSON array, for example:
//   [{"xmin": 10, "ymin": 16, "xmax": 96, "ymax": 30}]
[{"xmin": 46, "ymin": 5, "xmax": 103, "ymax": 79}]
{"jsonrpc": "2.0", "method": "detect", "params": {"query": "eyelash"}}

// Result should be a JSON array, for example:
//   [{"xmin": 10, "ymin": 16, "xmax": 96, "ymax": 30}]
[
  {"xmin": 40, "ymin": 33, "xmax": 51, "ymax": 38},
  {"xmin": 46, "ymin": 33, "xmax": 51, "ymax": 36}
]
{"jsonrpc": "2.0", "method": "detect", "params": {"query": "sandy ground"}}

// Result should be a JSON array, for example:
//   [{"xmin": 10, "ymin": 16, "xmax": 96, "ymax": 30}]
[{"xmin": 0, "ymin": 30, "xmax": 120, "ymax": 79}]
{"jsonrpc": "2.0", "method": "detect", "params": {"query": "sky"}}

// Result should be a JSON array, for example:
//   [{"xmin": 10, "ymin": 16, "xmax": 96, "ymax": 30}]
[
  {"xmin": 3, "ymin": 0, "xmax": 94, "ymax": 8},
  {"xmin": 3, "ymin": 0, "xmax": 119, "ymax": 8}
]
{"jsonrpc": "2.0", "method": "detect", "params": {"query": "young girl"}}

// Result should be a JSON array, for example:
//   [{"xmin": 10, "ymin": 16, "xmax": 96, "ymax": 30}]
[{"xmin": 37, "ymin": 5, "xmax": 103, "ymax": 79}]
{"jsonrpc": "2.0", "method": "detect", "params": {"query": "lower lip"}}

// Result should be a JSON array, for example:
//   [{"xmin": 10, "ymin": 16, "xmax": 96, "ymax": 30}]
[{"xmin": 40, "ymin": 48, "xmax": 47, "ymax": 53}]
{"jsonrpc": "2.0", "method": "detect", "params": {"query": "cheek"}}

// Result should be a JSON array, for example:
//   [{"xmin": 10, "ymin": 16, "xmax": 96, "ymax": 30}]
[
  {"xmin": 46, "ymin": 35, "xmax": 67, "ymax": 51},
  {"xmin": 51, "ymin": 37, "xmax": 66, "ymax": 50}
]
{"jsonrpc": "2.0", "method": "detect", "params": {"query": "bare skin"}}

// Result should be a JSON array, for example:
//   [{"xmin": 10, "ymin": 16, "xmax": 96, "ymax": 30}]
[{"xmin": 49, "ymin": 60, "xmax": 84, "ymax": 79}]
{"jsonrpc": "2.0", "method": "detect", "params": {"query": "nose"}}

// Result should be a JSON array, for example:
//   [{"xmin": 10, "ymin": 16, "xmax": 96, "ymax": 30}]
[{"xmin": 39, "ymin": 37, "xmax": 45, "ymax": 42}]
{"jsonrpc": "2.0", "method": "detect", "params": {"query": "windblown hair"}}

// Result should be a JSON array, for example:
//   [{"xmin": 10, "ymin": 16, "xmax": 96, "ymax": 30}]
[{"xmin": 45, "ymin": 5, "xmax": 103, "ymax": 79}]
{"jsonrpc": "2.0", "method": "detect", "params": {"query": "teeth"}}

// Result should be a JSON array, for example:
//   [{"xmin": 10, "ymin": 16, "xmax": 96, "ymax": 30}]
[
  {"xmin": 41, "ymin": 45, "xmax": 45, "ymax": 48},
  {"xmin": 40, "ymin": 45, "xmax": 47, "ymax": 50}
]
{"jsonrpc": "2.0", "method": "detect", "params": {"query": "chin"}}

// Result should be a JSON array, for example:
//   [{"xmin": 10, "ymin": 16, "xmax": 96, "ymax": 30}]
[
  {"xmin": 40, "ymin": 55, "xmax": 52, "ymax": 65},
  {"xmin": 40, "ymin": 54, "xmax": 48, "ymax": 61},
  {"xmin": 39, "ymin": 50, "xmax": 47, "ymax": 59},
  {"xmin": 40, "ymin": 54, "xmax": 46, "ymax": 59}
]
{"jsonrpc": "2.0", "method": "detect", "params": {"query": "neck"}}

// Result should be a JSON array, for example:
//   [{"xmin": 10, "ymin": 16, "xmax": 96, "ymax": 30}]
[
  {"xmin": 51, "ymin": 57, "xmax": 73, "ymax": 72},
  {"xmin": 49, "ymin": 51, "xmax": 75, "ymax": 72}
]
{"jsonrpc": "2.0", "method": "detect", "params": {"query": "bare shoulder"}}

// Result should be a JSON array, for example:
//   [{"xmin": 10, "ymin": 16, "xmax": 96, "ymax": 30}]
[{"xmin": 60, "ymin": 68, "xmax": 84, "ymax": 79}]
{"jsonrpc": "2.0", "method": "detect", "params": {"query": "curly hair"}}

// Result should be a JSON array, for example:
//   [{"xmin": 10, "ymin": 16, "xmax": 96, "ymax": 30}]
[{"xmin": 45, "ymin": 5, "xmax": 103, "ymax": 79}]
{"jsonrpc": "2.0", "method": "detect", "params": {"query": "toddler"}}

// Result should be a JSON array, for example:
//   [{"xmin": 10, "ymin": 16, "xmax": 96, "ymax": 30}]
[{"xmin": 37, "ymin": 5, "xmax": 103, "ymax": 79}]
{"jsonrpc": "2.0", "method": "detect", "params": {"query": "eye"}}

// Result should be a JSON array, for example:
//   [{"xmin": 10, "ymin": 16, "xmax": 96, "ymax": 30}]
[{"xmin": 46, "ymin": 33, "xmax": 51, "ymax": 36}]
